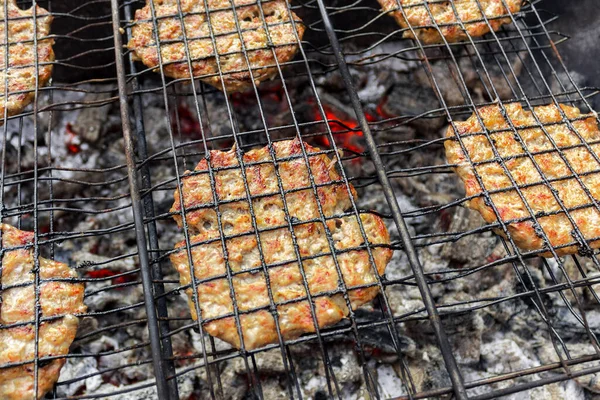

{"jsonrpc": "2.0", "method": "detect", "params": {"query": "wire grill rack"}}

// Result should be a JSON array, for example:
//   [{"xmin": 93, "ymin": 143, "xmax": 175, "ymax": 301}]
[{"xmin": 2, "ymin": 0, "xmax": 600, "ymax": 398}]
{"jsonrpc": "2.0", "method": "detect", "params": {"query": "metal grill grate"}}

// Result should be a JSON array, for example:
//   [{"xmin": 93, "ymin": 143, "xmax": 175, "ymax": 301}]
[{"xmin": 2, "ymin": 0, "xmax": 600, "ymax": 399}]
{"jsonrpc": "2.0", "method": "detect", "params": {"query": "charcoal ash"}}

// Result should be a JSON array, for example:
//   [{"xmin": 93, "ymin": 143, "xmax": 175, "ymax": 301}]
[
  {"xmin": 439, "ymin": 207, "xmax": 499, "ymax": 267},
  {"xmin": 463, "ymin": 369, "xmax": 585, "ymax": 399},
  {"xmin": 330, "ymin": 37, "xmax": 600, "ymax": 395},
  {"xmin": 38, "ymin": 81, "xmax": 600, "ymax": 400},
  {"xmin": 58, "ymin": 356, "xmax": 103, "ymax": 397},
  {"xmin": 189, "ymin": 343, "xmax": 366, "ymax": 399},
  {"xmin": 376, "ymin": 363, "xmax": 408, "ymax": 398},
  {"xmin": 538, "ymin": 342, "xmax": 600, "ymax": 394},
  {"xmin": 404, "ymin": 344, "xmax": 453, "ymax": 394},
  {"xmin": 0, "ymin": 85, "xmax": 127, "ymax": 235},
  {"xmin": 481, "ymin": 332, "xmax": 539, "ymax": 375},
  {"xmin": 345, "ymin": 40, "xmax": 419, "ymax": 106},
  {"xmin": 59, "ymin": 374, "xmax": 196, "ymax": 400}
]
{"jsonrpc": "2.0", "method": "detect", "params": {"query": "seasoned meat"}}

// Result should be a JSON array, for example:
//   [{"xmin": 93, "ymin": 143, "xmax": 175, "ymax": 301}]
[
  {"xmin": 378, "ymin": 0, "xmax": 522, "ymax": 44},
  {"xmin": 0, "ymin": 0, "xmax": 54, "ymax": 121},
  {"xmin": 128, "ymin": 0, "xmax": 305, "ymax": 92},
  {"xmin": 445, "ymin": 103, "xmax": 600, "ymax": 257},
  {"xmin": 170, "ymin": 139, "xmax": 392, "ymax": 349},
  {"xmin": 0, "ymin": 224, "xmax": 86, "ymax": 400}
]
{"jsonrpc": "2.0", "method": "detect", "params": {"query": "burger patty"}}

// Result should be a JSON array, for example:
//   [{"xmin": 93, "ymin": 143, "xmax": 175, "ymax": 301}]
[
  {"xmin": 445, "ymin": 103, "xmax": 600, "ymax": 257},
  {"xmin": 0, "ymin": 224, "xmax": 86, "ymax": 400},
  {"xmin": 128, "ymin": 0, "xmax": 305, "ymax": 92},
  {"xmin": 170, "ymin": 139, "xmax": 392, "ymax": 350},
  {"xmin": 0, "ymin": 0, "xmax": 54, "ymax": 122},
  {"xmin": 378, "ymin": 0, "xmax": 522, "ymax": 44}
]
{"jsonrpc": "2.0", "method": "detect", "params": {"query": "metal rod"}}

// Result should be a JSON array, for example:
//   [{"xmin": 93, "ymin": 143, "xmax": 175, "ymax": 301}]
[
  {"xmin": 314, "ymin": 0, "xmax": 468, "ymax": 398},
  {"xmin": 123, "ymin": 2, "xmax": 180, "ymax": 397},
  {"xmin": 109, "ymin": 1, "xmax": 171, "ymax": 398},
  {"xmin": 31, "ymin": 1, "xmax": 42, "ymax": 395}
]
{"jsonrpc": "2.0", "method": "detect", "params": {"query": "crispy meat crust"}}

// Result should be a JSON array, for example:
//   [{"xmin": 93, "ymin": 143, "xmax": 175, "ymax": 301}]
[
  {"xmin": 170, "ymin": 139, "xmax": 392, "ymax": 349},
  {"xmin": 128, "ymin": 0, "xmax": 305, "ymax": 92},
  {"xmin": 0, "ymin": 224, "xmax": 86, "ymax": 400},
  {"xmin": 0, "ymin": 0, "xmax": 54, "ymax": 121},
  {"xmin": 445, "ymin": 103, "xmax": 600, "ymax": 257},
  {"xmin": 378, "ymin": 0, "xmax": 522, "ymax": 44}
]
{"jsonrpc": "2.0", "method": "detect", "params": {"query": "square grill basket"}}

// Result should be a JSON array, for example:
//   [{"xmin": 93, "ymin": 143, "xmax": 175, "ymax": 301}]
[{"xmin": 2, "ymin": 0, "xmax": 600, "ymax": 399}]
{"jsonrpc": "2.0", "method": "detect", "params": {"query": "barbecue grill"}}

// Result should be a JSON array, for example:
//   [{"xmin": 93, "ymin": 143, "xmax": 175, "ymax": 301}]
[{"xmin": 2, "ymin": 0, "xmax": 600, "ymax": 398}]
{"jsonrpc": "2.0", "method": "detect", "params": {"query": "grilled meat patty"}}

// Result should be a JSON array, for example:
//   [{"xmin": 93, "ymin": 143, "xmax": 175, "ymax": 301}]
[
  {"xmin": 445, "ymin": 103, "xmax": 600, "ymax": 257},
  {"xmin": 170, "ymin": 139, "xmax": 392, "ymax": 349},
  {"xmin": 0, "ymin": 0, "xmax": 54, "ymax": 121},
  {"xmin": 378, "ymin": 0, "xmax": 522, "ymax": 44},
  {"xmin": 128, "ymin": 0, "xmax": 305, "ymax": 92},
  {"xmin": 0, "ymin": 224, "xmax": 86, "ymax": 400}
]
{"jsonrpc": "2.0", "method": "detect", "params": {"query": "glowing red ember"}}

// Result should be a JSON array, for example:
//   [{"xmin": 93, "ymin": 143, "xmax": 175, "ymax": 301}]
[
  {"xmin": 171, "ymin": 103, "xmax": 201, "ymax": 137},
  {"xmin": 86, "ymin": 269, "xmax": 117, "ymax": 279},
  {"xmin": 313, "ymin": 105, "xmax": 379, "ymax": 155},
  {"xmin": 86, "ymin": 268, "xmax": 136, "ymax": 286},
  {"xmin": 65, "ymin": 123, "xmax": 81, "ymax": 154}
]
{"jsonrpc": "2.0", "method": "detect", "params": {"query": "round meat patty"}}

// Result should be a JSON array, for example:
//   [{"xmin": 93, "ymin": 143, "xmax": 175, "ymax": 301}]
[
  {"xmin": 0, "ymin": 224, "xmax": 86, "ymax": 400},
  {"xmin": 378, "ymin": 0, "xmax": 522, "ymax": 44},
  {"xmin": 445, "ymin": 103, "xmax": 600, "ymax": 257},
  {"xmin": 170, "ymin": 139, "xmax": 392, "ymax": 350},
  {"xmin": 0, "ymin": 0, "xmax": 54, "ymax": 122},
  {"xmin": 128, "ymin": 0, "xmax": 305, "ymax": 92}
]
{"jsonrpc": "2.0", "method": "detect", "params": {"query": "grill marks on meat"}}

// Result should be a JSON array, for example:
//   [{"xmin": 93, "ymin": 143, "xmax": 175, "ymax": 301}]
[
  {"xmin": 445, "ymin": 103, "xmax": 600, "ymax": 257},
  {"xmin": 170, "ymin": 139, "xmax": 392, "ymax": 350},
  {"xmin": 0, "ymin": 0, "xmax": 54, "ymax": 121},
  {"xmin": 378, "ymin": 0, "xmax": 522, "ymax": 44},
  {"xmin": 0, "ymin": 224, "xmax": 86, "ymax": 400},
  {"xmin": 128, "ymin": 0, "xmax": 305, "ymax": 92}
]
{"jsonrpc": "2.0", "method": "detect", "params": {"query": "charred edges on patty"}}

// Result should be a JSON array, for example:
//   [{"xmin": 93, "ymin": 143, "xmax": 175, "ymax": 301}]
[
  {"xmin": 378, "ymin": 0, "xmax": 522, "ymax": 44},
  {"xmin": 127, "ymin": 0, "xmax": 305, "ymax": 92},
  {"xmin": 445, "ymin": 102, "xmax": 600, "ymax": 257},
  {"xmin": 168, "ymin": 138, "xmax": 393, "ymax": 349},
  {"xmin": 0, "ymin": 0, "xmax": 54, "ymax": 121}
]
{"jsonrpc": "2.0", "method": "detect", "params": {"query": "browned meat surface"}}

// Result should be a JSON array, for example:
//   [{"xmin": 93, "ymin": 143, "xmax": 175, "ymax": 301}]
[
  {"xmin": 0, "ymin": 224, "xmax": 86, "ymax": 399},
  {"xmin": 128, "ymin": 0, "xmax": 305, "ymax": 92},
  {"xmin": 378, "ymin": 0, "xmax": 522, "ymax": 44},
  {"xmin": 0, "ymin": 0, "xmax": 54, "ymax": 121},
  {"xmin": 170, "ymin": 139, "xmax": 392, "ymax": 349},
  {"xmin": 445, "ymin": 103, "xmax": 600, "ymax": 257}
]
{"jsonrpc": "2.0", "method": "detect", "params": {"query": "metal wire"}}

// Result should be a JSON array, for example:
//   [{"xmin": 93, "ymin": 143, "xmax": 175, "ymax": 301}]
[
  {"xmin": 2, "ymin": 0, "xmax": 600, "ymax": 399},
  {"xmin": 0, "ymin": 2, "xmax": 163, "ymax": 400}
]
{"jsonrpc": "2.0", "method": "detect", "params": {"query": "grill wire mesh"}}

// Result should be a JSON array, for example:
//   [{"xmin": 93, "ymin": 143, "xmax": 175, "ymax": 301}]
[{"xmin": 2, "ymin": 0, "xmax": 600, "ymax": 398}]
